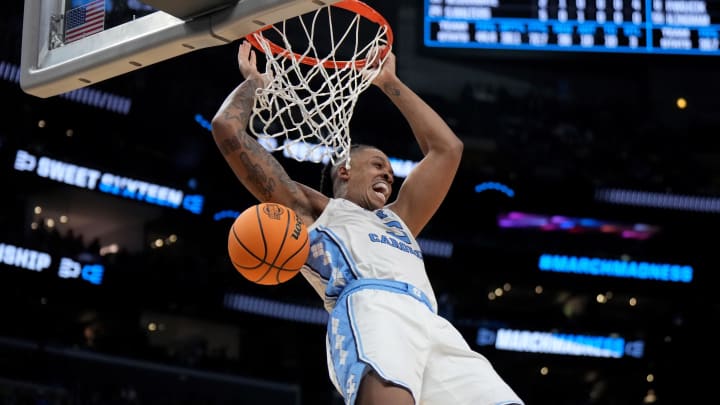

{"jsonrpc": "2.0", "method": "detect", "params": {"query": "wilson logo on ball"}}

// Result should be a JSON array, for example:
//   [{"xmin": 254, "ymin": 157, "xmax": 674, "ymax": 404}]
[{"xmin": 291, "ymin": 215, "xmax": 303, "ymax": 240}]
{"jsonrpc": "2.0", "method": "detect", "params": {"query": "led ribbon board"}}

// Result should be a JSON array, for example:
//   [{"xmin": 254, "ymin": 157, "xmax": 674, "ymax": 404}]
[
  {"xmin": 0, "ymin": 242, "xmax": 104, "ymax": 285},
  {"xmin": 477, "ymin": 327, "xmax": 645, "ymax": 358},
  {"xmin": 538, "ymin": 253, "xmax": 693, "ymax": 283},
  {"xmin": 13, "ymin": 149, "xmax": 204, "ymax": 215}
]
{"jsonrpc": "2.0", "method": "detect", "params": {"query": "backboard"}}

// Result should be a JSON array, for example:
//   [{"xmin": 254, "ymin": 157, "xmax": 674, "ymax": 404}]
[{"xmin": 20, "ymin": 0, "xmax": 340, "ymax": 98}]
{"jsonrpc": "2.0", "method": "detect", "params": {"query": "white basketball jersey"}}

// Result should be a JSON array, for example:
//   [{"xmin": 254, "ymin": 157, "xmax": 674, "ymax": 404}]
[{"xmin": 300, "ymin": 198, "xmax": 438, "ymax": 313}]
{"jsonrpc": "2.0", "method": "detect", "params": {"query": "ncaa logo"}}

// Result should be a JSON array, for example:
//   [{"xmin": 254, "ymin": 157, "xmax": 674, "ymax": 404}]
[{"xmin": 263, "ymin": 203, "xmax": 285, "ymax": 220}]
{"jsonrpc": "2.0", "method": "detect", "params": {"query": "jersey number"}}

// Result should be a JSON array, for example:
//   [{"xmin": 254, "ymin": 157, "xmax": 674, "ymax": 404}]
[{"xmin": 375, "ymin": 210, "xmax": 412, "ymax": 244}]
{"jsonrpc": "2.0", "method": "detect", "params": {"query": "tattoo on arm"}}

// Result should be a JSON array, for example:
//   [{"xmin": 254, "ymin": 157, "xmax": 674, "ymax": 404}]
[
  {"xmin": 239, "ymin": 135, "xmax": 276, "ymax": 200},
  {"xmin": 216, "ymin": 78, "xmax": 298, "ymax": 201},
  {"xmin": 219, "ymin": 130, "xmax": 297, "ymax": 201},
  {"xmin": 383, "ymin": 83, "xmax": 401, "ymax": 97},
  {"xmin": 223, "ymin": 78, "xmax": 262, "ymax": 127}
]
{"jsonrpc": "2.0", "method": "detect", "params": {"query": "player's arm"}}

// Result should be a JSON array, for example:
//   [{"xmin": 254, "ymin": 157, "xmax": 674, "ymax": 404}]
[
  {"xmin": 377, "ymin": 50, "xmax": 464, "ymax": 236},
  {"xmin": 211, "ymin": 41, "xmax": 327, "ymax": 222}
]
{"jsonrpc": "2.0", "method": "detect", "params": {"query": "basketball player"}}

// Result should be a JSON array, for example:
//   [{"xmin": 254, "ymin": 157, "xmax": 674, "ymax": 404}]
[{"xmin": 211, "ymin": 40, "xmax": 524, "ymax": 405}]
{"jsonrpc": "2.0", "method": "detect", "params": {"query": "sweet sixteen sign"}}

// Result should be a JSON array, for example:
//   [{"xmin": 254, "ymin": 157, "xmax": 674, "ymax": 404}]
[{"xmin": 13, "ymin": 149, "xmax": 204, "ymax": 214}]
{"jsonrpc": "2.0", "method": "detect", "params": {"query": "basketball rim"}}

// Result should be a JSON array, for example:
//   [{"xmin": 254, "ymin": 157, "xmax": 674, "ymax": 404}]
[{"xmin": 244, "ymin": 0, "xmax": 394, "ymax": 69}]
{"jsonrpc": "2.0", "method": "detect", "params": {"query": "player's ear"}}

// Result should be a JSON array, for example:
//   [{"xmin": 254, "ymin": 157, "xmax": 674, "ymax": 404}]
[{"xmin": 337, "ymin": 165, "xmax": 350, "ymax": 180}]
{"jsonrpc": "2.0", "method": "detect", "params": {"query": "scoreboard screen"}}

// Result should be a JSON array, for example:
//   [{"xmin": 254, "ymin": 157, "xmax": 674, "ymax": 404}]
[{"xmin": 424, "ymin": 0, "xmax": 720, "ymax": 55}]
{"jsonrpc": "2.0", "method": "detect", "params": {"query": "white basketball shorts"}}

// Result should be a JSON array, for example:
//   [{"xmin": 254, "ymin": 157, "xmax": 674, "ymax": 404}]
[{"xmin": 325, "ymin": 279, "xmax": 524, "ymax": 405}]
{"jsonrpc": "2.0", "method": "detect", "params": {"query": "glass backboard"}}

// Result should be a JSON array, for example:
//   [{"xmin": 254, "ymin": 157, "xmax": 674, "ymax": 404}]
[{"xmin": 20, "ymin": 0, "xmax": 339, "ymax": 98}]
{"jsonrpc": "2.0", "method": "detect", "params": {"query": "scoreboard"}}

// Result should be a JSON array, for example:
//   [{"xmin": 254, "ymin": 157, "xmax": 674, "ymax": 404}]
[{"xmin": 424, "ymin": 0, "xmax": 720, "ymax": 55}]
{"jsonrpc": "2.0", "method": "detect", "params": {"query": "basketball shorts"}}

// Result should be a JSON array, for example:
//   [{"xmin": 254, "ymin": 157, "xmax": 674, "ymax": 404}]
[{"xmin": 325, "ymin": 279, "xmax": 524, "ymax": 405}]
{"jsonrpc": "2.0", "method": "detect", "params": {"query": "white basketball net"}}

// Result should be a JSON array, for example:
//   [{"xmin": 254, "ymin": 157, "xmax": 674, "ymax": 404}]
[{"xmin": 247, "ymin": 2, "xmax": 392, "ymax": 167}]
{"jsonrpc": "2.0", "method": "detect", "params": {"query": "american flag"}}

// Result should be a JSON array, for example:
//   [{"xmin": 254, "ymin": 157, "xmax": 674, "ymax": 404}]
[{"xmin": 64, "ymin": 0, "xmax": 106, "ymax": 44}]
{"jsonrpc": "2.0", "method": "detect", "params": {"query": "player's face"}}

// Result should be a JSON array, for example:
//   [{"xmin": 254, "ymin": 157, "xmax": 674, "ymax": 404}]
[{"xmin": 346, "ymin": 148, "xmax": 394, "ymax": 210}]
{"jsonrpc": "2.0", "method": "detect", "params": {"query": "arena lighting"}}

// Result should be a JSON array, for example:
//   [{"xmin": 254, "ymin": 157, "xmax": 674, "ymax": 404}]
[
  {"xmin": 281, "ymin": 141, "xmax": 419, "ymax": 178},
  {"xmin": 499, "ymin": 212, "xmax": 660, "ymax": 240},
  {"xmin": 213, "ymin": 210, "xmax": 241, "ymax": 221},
  {"xmin": 0, "ymin": 241, "xmax": 104, "ymax": 285},
  {"xmin": 595, "ymin": 187, "xmax": 720, "ymax": 213},
  {"xmin": 223, "ymin": 292, "xmax": 328, "ymax": 325},
  {"xmin": 538, "ymin": 253, "xmax": 693, "ymax": 283},
  {"xmin": 474, "ymin": 181, "xmax": 515, "ymax": 197},
  {"xmin": 13, "ymin": 149, "xmax": 204, "ymax": 215},
  {"xmin": 476, "ymin": 327, "xmax": 645, "ymax": 359},
  {"xmin": 194, "ymin": 114, "xmax": 419, "ymax": 178},
  {"xmin": 417, "ymin": 238, "xmax": 453, "ymax": 258},
  {"xmin": 0, "ymin": 60, "xmax": 132, "ymax": 115}
]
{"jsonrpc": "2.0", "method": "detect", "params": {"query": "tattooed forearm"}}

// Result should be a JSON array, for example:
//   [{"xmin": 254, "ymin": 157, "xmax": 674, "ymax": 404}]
[
  {"xmin": 239, "ymin": 137, "xmax": 276, "ymax": 200},
  {"xmin": 222, "ymin": 78, "xmax": 263, "ymax": 126},
  {"xmin": 218, "ymin": 136, "xmax": 242, "ymax": 155},
  {"xmin": 213, "ymin": 76, "xmax": 301, "ymax": 203},
  {"xmin": 219, "ymin": 131, "xmax": 298, "ymax": 201},
  {"xmin": 383, "ymin": 83, "xmax": 401, "ymax": 97}
]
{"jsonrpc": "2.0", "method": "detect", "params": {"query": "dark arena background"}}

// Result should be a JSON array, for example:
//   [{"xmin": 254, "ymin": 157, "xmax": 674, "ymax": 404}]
[{"xmin": 1, "ymin": 0, "xmax": 719, "ymax": 404}]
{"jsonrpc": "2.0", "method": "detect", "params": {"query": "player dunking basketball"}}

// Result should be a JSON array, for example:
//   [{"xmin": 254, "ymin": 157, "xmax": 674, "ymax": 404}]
[{"xmin": 211, "ymin": 40, "xmax": 524, "ymax": 405}]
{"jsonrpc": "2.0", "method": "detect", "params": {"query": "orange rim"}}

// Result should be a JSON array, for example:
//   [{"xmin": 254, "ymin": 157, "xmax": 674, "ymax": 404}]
[{"xmin": 245, "ymin": 0, "xmax": 393, "ymax": 69}]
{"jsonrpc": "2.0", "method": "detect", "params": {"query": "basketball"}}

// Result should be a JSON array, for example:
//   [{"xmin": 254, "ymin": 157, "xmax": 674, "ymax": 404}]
[{"xmin": 228, "ymin": 202, "xmax": 310, "ymax": 285}]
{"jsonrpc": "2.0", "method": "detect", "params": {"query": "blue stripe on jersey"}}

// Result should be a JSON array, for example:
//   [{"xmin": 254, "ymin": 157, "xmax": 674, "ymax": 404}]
[{"xmin": 305, "ymin": 226, "xmax": 360, "ymax": 300}]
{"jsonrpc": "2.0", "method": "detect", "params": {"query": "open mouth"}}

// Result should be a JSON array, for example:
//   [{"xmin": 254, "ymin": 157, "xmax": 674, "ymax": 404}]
[{"xmin": 372, "ymin": 182, "xmax": 389, "ymax": 203}]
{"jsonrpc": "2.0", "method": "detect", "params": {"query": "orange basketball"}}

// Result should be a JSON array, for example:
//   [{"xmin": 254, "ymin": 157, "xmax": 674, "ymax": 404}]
[{"xmin": 228, "ymin": 202, "xmax": 310, "ymax": 285}]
